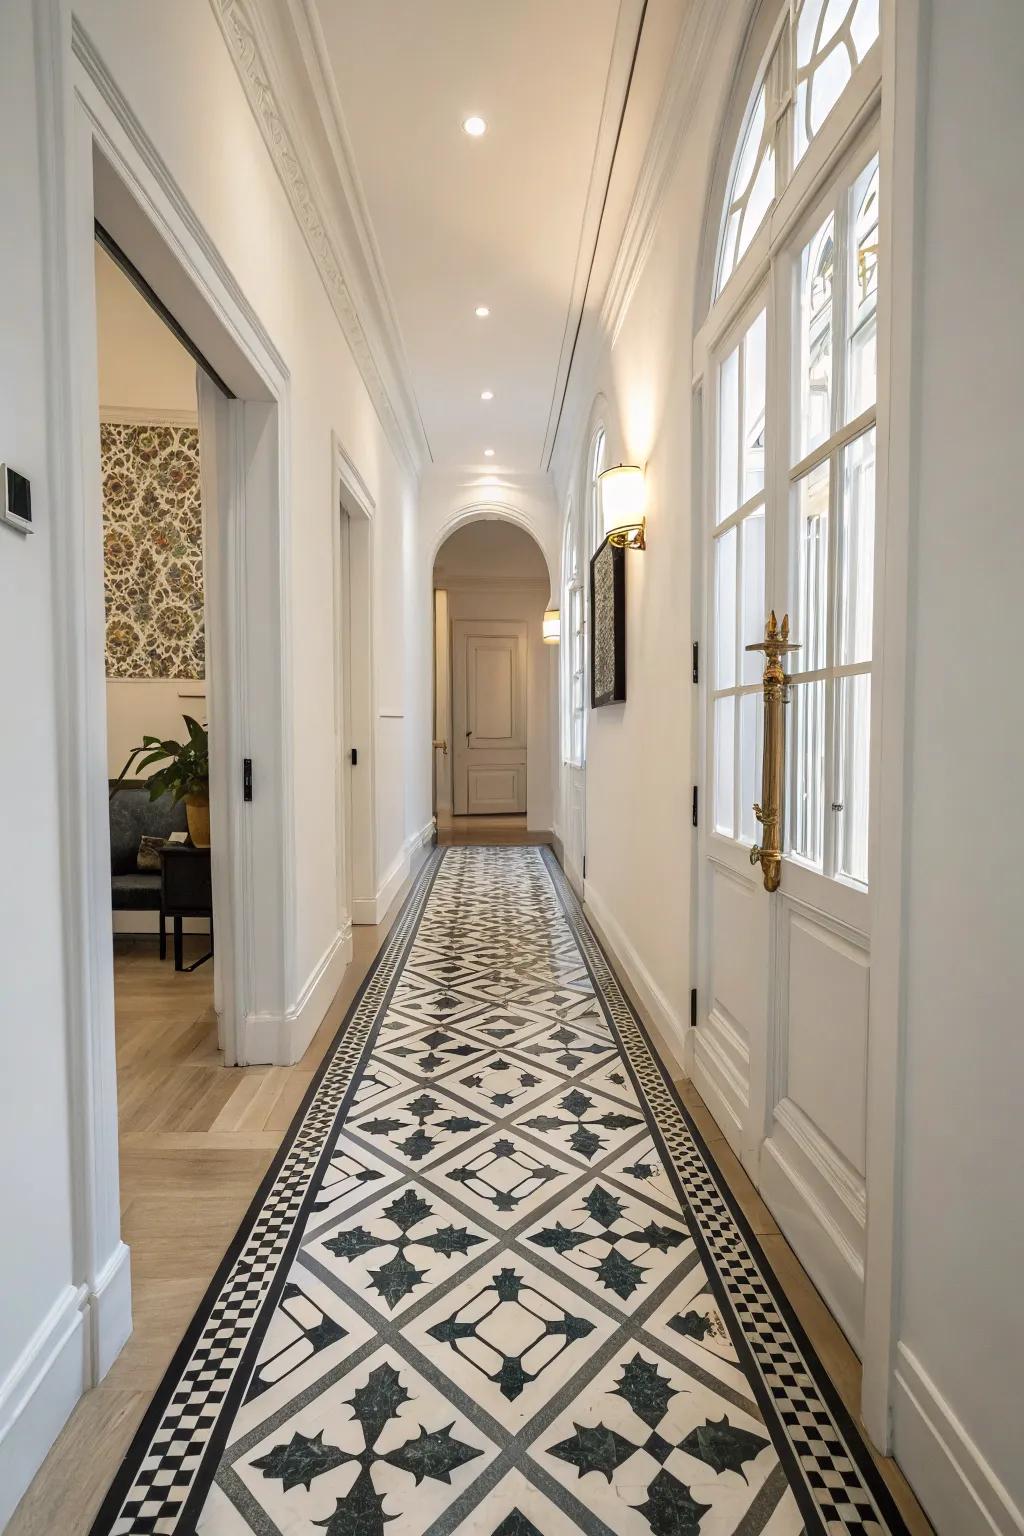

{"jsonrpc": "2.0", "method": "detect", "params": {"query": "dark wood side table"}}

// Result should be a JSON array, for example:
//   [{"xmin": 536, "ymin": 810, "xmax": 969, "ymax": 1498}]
[{"xmin": 160, "ymin": 844, "xmax": 213, "ymax": 971}]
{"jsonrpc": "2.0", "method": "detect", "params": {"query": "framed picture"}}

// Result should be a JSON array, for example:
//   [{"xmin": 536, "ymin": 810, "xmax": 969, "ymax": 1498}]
[{"xmin": 590, "ymin": 535, "xmax": 626, "ymax": 706}]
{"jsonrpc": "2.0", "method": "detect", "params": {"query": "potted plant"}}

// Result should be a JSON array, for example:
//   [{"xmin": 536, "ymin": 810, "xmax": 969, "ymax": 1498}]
[{"xmin": 111, "ymin": 715, "xmax": 211, "ymax": 847}]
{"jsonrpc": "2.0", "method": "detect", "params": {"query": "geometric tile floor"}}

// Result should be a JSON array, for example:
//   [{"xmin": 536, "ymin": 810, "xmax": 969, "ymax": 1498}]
[{"xmin": 89, "ymin": 846, "xmax": 909, "ymax": 1534}]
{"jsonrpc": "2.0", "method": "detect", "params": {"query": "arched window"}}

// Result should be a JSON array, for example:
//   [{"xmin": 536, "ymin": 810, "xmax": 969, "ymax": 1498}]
[
  {"xmin": 561, "ymin": 499, "xmax": 585, "ymax": 767},
  {"xmin": 588, "ymin": 426, "xmax": 607, "ymax": 555},
  {"xmin": 715, "ymin": 0, "xmax": 879, "ymax": 299},
  {"xmin": 561, "ymin": 425, "xmax": 607, "ymax": 769},
  {"xmin": 702, "ymin": 0, "xmax": 881, "ymax": 888}
]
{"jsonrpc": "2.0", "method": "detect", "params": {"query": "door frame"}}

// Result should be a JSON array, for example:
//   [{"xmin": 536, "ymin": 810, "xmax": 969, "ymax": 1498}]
[
  {"xmin": 332, "ymin": 432, "xmax": 377, "ymax": 925},
  {"xmin": 38, "ymin": 10, "xmax": 297, "ymax": 1383},
  {"xmin": 687, "ymin": 0, "xmax": 924, "ymax": 1450}
]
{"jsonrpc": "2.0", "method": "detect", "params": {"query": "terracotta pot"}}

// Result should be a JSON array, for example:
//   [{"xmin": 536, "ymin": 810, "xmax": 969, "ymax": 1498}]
[{"xmin": 185, "ymin": 793, "xmax": 211, "ymax": 848}]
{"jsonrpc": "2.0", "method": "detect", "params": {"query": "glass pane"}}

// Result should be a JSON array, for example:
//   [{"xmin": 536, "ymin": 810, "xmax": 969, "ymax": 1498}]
[
  {"xmin": 743, "ymin": 310, "xmax": 767, "ymax": 501},
  {"xmin": 718, "ymin": 345, "xmax": 740, "ymax": 519},
  {"xmin": 794, "ymin": 0, "xmax": 879, "ymax": 164},
  {"xmin": 717, "ymin": 82, "xmax": 775, "ymax": 294},
  {"xmin": 715, "ymin": 527, "xmax": 737, "ymax": 689},
  {"xmin": 739, "ymin": 690, "xmax": 764, "ymax": 845},
  {"xmin": 736, "ymin": 146, "xmax": 775, "ymax": 270},
  {"xmin": 848, "ymin": 155, "xmax": 880, "ymax": 419},
  {"xmin": 794, "ymin": 461, "xmax": 830, "ymax": 672},
  {"xmin": 787, "ymin": 678, "xmax": 825, "ymax": 868},
  {"xmin": 741, "ymin": 509, "xmax": 766, "ymax": 684},
  {"xmin": 798, "ymin": 213, "xmax": 834, "ymax": 458},
  {"xmin": 838, "ymin": 428, "xmax": 875, "ymax": 665},
  {"xmin": 714, "ymin": 696, "xmax": 736, "ymax": 837},
  {"xmin": 835, "ymin": 671, "xmax": 871, "ymax": 883}
]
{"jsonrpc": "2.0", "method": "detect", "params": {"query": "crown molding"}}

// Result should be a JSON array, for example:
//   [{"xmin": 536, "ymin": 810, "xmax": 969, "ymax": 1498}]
[{"xmin": 210, "ymin": 0, "xmax": 428, "ymax": 475}]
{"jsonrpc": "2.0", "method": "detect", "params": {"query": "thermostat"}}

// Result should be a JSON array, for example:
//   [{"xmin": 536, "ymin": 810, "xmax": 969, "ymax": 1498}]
[{"xmin": 0, "ymin": 464, "xmax": 32, "ymax": 534}]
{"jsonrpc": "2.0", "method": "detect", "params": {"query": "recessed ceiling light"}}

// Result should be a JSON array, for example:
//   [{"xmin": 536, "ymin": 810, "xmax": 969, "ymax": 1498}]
[
  {"xmin": 462, "ymin": 115, "xmax": 487, "ymax": 137},
  {"xmin": 483, "ymin": 448, "xmax": 495, "ymax": 457},
  {"xmin": 480, "ymin": 390, "xmax": 494, "ymax": 401},
  {"xmin": 474, "ymin": 305, "xmax": 490, "ymax": 318}
]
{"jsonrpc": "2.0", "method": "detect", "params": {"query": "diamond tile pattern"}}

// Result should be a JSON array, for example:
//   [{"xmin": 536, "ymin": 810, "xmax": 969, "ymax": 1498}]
[{"xmin": 91, "ymin": 846, "xmax": 909, "ymax": 1536}]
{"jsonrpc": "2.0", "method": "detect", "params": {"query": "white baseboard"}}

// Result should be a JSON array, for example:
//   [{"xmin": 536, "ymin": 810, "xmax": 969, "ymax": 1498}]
[
  {"xmin": 582, "ymin": 881, "xmax": 688, "ymax": 1079},
  {"xmin": 893, "ymin": 1343, "xmax": 1024, "ymax": 1536},
  {"xmin": 87, "ymin": 1240, "xmax": 132, "ymax": 1381},
  {"xmin": 0, "ymin": 1285, "xmax": 88, "ymax": 1529},
  {"xmin": 243, "ymin": 924, "xmax": 352, "ymax": 1066},
  {"xmin": 353, "ymin": 820, "xmax": 435, "ymax": 925}
]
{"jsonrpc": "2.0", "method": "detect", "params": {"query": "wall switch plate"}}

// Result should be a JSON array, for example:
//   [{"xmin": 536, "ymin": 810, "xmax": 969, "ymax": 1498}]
[{"xmin": 0, "ymin": 464, "xmax": 33, "ymax": 534}]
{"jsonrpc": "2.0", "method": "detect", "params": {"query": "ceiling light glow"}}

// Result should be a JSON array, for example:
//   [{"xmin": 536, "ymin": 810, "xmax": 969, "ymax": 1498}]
[
  {"xmin": 462, "ymin": 115, "xmax": 487, "ymax": 137},
  {"xmin": 480, "ymin": 390, "xmax": 494, "ymax": 401},
  {"xmin": 474, "ymin": 305, "xmax": 490, "ymax": 318},
  {"xmin": 483, "ymin": 448, "xmax": 495, "ymax": 457}
]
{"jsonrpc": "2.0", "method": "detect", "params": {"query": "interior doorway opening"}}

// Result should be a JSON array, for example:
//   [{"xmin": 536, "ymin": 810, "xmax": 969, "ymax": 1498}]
[
  {"xmin": 432, "ymin": 518, "xmax": 555, "ymax": 836},
  {"xmin": 98, "ymin": 239, "xmax": 218, "ymax": 984}
]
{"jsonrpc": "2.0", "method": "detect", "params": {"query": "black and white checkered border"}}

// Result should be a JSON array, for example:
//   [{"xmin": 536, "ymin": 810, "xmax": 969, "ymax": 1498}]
[
  {"xmin": 541, "ymin": 847, "xmax": 903, "ymax": 1536},
  {"xmin": 101, "ymin": 849, "xmax": 445, "ymax": 1535}
]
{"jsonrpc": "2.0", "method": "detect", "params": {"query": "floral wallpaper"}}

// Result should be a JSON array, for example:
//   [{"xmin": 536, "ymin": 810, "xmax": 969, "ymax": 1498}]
[{"xmin": 101, "ymin": 421, "xmax": 205, "ymax": 679}]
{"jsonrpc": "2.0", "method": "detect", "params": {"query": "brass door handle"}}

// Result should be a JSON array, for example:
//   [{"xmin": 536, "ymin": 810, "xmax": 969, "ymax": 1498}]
[
  {"xmin": 432, "ymin": 739, "xmax": 448, "ymax": 756},
  {"xmin": 745, "ymin": 610, "xmax": 800, "ymax": 893}
]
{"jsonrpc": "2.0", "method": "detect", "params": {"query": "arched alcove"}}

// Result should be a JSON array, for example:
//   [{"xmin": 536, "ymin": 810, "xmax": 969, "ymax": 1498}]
[{"xmin": 431, "ymin": 516, "xmax": 555, "ymax": 835}]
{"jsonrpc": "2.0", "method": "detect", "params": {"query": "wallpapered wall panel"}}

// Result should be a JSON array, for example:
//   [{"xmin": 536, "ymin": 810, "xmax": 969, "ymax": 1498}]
[{"xmin": 101, "ymin": 421, "xmax": 205, "ymax": 679}]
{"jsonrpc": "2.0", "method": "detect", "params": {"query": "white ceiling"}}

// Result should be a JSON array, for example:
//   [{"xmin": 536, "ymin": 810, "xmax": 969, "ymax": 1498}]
[{"xmin": 311, "ymin": 0, "xmax": 633, "ymax": 473}]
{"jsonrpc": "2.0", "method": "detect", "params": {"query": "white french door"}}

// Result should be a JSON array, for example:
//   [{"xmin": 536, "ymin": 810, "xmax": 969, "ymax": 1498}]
[{"xmin": 696, "ymin": 134, "xmax": 880, "ymax": 1352}]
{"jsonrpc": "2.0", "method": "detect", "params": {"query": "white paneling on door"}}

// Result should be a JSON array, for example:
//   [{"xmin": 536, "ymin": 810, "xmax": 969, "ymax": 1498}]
[
  {"xmin": 452, "ymin": 620, "xmax": 527, "ymax": 814},
  {"xmin": 695, "ymin": 127, "xmax": 882, "ymax": 1354}
]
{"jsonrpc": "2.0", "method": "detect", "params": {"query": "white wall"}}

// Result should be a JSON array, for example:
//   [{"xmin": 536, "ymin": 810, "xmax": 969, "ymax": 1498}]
[
  {"xmin": 0, "ymin": 5, "xmax": 81, "ymax": 1523},
  {"xmin": 891, "ymin": 5, "xmax": 1024, "ymax": 1531},
  {"xmin": 0, "ymin": 0, "xmax": 427, "ymax": 1517},
  {"xmin": 549, "ymin": 7, "xmax": 744, "ymax": 1059}
]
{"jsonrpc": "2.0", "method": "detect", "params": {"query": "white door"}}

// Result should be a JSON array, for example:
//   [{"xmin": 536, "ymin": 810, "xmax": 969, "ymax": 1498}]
[
  {"xmin": 696, "ymin": 141, "xmax": 880, "ymax": 1352},
  {"xmin": 452, "ymin": 619, "xmax": 527, "ymax": 815}
]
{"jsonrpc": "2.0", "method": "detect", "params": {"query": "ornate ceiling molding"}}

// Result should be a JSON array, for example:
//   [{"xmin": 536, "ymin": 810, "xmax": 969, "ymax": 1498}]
[{"xmin": 211, "ymin": 0, "xmax": 428, "ymax": 474}]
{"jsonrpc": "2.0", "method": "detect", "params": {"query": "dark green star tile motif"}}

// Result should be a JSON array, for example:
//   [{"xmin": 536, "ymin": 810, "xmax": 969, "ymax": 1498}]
[
  {"xmin": 491, "ymin": 1511, "xmax": 545, "ymax": 1536},
  {"xmin": 252, "ymin": 1428, "xmax": 347, "ymax": 1492},
  {"xmin": 547, "ymin": 1421, "xmax": 637, "ymax": 1482},
  {"xmin": 527, "ymin": 1184, "xmax": 687, "ymax": 1302},
  {"xmin": 676, "ymin": 1415, "xmax": 769, "ymax": 1479},
  {"xmin": 257, "ymin": 1360, "xmax": 484, "ymax": 1534},
  {"xmin": 519, "ymin": 1089, "xmax": 643, "ymax": 1164},
  {"xmin": 322, "ymin": 1186, "xmax": 486, "ymax": 1311},
  {"xmin": 634, "ymin": 1467, "xmax": 712, "ymax": 1536},
  {"xmin": 612, "ymin": 1353, "xmax": 679, "ymax": 1431}
]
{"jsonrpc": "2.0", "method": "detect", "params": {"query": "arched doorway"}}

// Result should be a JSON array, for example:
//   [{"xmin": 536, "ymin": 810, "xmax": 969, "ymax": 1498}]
[{"xmin": 432, "ymin": 518, "xmax": 555, "ymax": 843}]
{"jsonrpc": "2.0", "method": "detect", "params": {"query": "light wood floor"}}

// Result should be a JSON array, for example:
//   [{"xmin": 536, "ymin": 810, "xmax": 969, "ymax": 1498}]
[
  {"xmin": 435, "ymin": 810, "xmax": 553, "ymax": 846},
  {"xmin": 8, "ymin": 902, "xmax": 407, "ymax": 1536},
  {"xmin": 11, "ymin": 855, "xmax": 930, "ymax": 1536}
]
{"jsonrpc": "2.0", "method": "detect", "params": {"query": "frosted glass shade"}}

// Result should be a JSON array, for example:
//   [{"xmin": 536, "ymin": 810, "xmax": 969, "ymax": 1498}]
[
  {"xmin": 542, "ymin": 609, "xmax": 560, "ymax": 645},
  {"xmin": 599, "ymin": 463, "xmax": 645, "ymax": 542}
]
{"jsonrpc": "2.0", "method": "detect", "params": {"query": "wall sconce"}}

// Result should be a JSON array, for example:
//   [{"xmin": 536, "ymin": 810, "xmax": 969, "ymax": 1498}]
[
  {"xmin": 598, "ymin": 463, "xmax": 646, "ymax": 550},
  {"xmin": 542, "ymin": 608, "xmax": 560, "ymax": 645}
]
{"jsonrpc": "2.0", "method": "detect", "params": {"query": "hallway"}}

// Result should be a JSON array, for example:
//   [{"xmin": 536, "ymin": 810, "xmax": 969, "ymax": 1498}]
[
  {"xmin": 3, "ymin": 3, "xmax": 1023, "ymax": 1533},
  {"xmin": 74, "ymin": 849, "xmax": 923, "ymax": 1534}
]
